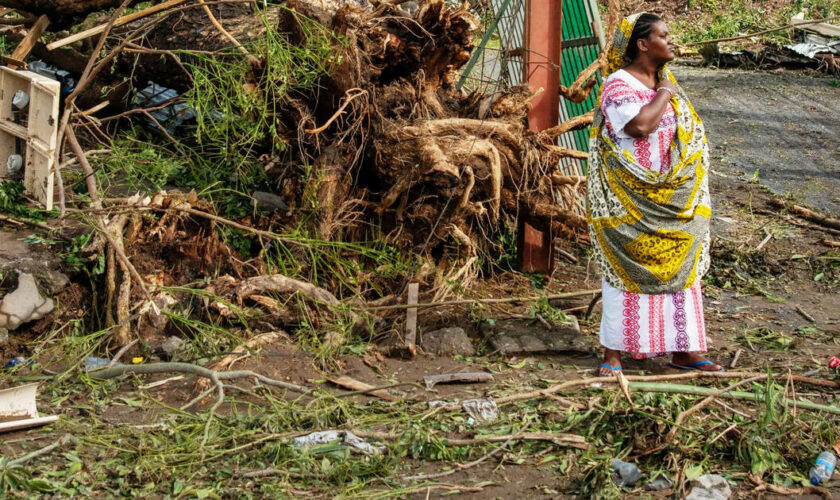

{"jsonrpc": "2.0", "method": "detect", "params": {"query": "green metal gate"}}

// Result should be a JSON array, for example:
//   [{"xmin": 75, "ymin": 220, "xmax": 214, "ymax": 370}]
[
  {"xmin": 558, "ymin": 0, "xmax": 604, "ymax": 174},
  {"xmin": 458, "ymin": 0, "xmax": 604, "ymax": 175}
]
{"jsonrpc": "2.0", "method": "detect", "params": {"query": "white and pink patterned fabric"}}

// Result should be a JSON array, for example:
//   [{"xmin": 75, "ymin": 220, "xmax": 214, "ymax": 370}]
[
  {"xmin": 597, "ymin": 69, "xmax": 707, "ymax": 357},
  {"xmin": 599, "ymin": 278, "xmax": 707, "ymax": 358},
  {"xmin": 600, "ymin": 69, "xmax": 677, "ymax": 174}
]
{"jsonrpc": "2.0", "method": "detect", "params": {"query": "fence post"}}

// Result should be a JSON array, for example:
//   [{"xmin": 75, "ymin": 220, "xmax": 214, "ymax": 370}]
[{"xmin": 517, "ymin": 0, "xmax": 563, "ymax": 274}]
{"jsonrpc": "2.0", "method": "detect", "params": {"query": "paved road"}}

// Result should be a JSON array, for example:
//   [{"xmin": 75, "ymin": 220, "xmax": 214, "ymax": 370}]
[{"xmin": 674, "ymin": 64, "xmax": 840, "ymax": 216}]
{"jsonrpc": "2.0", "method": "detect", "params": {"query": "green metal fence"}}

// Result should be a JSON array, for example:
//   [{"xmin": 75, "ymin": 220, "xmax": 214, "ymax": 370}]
[{"xmin": 458, "ymin": 0, "xmax": 604, "ymax": 176}]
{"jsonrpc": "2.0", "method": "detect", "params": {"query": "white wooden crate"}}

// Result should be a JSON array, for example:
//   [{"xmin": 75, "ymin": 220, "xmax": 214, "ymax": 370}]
[{"xmin": 0, "ymin": 66, "xmax": 60, "ymax": 210}]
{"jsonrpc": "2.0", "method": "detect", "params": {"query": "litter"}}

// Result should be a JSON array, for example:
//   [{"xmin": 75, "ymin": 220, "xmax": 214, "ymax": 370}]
[
  {"xmin": 611, "ymin": 458, "xmax": 641, "ymax": 486},
  {"xmin": 131, "ymin": 81, "xmax": 197, "ymax": 134},
  {"xmin": 4, "ymin": 356, "xmax": 27, "ymax": 369},
  {"xmin": 460, "ymin": 397, "xmax": 498, "ymax": 423},
  {"xmin": 423, "ymin": 372, "xmax": 494, "ymax": 389},
  {"xmin": 0, "ymin": 383, "xmax": 59, "ymax": 433},
  {"xmin": 644, "ymin": 474, "xmax": 674, "ymax": 491},
  {"xmin": 28, "ymin": 60, "xmax": 77, "ymax": 96},
  {"xmin": 293, "ymin": 430, "xmax": 385, "ymax": 455},
  {"xmin": 810, "ymin": 451, "xmax": 836, "ymax": 485}
]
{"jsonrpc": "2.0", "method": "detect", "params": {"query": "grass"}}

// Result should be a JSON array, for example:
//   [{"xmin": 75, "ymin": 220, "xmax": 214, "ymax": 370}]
[
  {"xmin": 672, "ymin": 0, "xmax": 840, "ymax": 46},
  {"xmin": 3, "ymin": 327, "xmax": 838, "ymax": 498}
]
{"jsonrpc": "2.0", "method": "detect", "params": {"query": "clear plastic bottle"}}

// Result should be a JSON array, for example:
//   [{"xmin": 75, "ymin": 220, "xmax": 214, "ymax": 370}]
[{"xmin": 810, "ymin": 451, "xmax": 836, "ymax": 486}]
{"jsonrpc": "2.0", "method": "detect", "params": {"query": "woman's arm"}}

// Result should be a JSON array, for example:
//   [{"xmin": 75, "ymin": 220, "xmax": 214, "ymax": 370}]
[{"xmin": 623, "ymin": 78, "xmax": 677, "ymax": 138}]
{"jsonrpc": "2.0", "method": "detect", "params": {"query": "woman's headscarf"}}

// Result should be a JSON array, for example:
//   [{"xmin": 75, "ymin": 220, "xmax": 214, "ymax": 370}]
[{"xmin": 586, "ymin": 13, "xmax": 712, "ymax": 294}]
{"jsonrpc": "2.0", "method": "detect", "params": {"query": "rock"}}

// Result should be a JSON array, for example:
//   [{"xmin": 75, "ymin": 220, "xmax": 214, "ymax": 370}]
[
  {"xmin": 157, "ymin": 336, "xmax": 185, "ymax": 361},
  {"xmin": 685, "ymin": 474, "xmax": 731, "ymax": 500},
  {"xmin": 138, "ymin": 292, "xmax": 179, "ymax": 337},
  {"xmin": 479, "ymin": 317, "xmax": 589, "ymax": 355},
  {"xmin": 252, "ymin": 191, "xmax": 291, "ymax": 214},
  {"xmin": 0, "ymin": 273, "xmax": 54, "ymax": 330},
  {"xmin": 420, "ymin": 327, "xmax": 475, "ymax": 356},
  {"xmin": 644, "ymin": 474, "xmax": 674, "ymax": 491},
  {"xmin": 0, "ymin": 231, "xmax": 69, "ymax": 296}
]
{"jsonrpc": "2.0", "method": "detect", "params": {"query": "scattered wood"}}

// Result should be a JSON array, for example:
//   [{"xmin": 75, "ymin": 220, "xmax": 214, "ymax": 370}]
[
  {"xmin": 686, "ymin": 14, "xmax": 840, "ymax": 46},
  {"xmin": 405, "ymin": 283, "xmax": 418, "ymax": 358},
  {"xmin": 628, "ymin": 381, "xmax": 840, "ymax": 414},
  {"xmin": 821, "ymin": 239, "xmax": 840, "ymax": 248},
  {"xmin": 366, "ymin": 289, "xmax": 601, "ymax": 312},
  {"xmin": 769, "ymin": 199, "xmax": 840, "ymax": 231},
  {"xmin": 423, "ymin": 372, "xmax": 494, "ymax": 389},
  {"xmin": 791, "ymin": 13, "xmax": 840, "ymax": 38},
  {"xmin": 45, "ymin": 0, "xmax": 190, "ymax": 50},
  {"xmin": 328, "ymin": 375, "xmax": 402, "ymax": 402},
  {"xmin": 139, "ymin": 375, "xmax": 184, "ymax": 390},
  {"xmin": 494, "ymin": 371, "xmax": 840, "ymax": 406},
  {"xmin": 664, "ymin": 375, "xmax": 764, "ymax": 444},
  {"xmin": 708, "ymin": 423, "xmax": 738, "ymax": 445},
  {"xmin": 749, "ymin": 473, "xmax": 830, "ymax": 498},
  {"xmin": 89, "ymin": 361, "xmax": 312, "ymax": 394},
  {"xmin": 795, "ymin": 305, "xmax": 816, "ymax": 323},
  {"xmin": 7, "ymin": 13, "xmax": 47, "ymax": 65},
  {"xmin": 402, "ymin": 423, "xmax": 532, "ymax": 481},
  {"xmin": 235, "ymin": 274, "xmax": 342, "ymax": 308},
  {"xmin": 730, "ymin": 349, "xmax": 742, "ymax": 369},
  {"xmin": 755, "ymin": 232, "xmax": 773, "ymax": 251}
]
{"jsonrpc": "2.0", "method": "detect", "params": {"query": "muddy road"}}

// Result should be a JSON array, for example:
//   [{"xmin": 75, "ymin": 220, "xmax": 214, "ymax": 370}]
[{"xmin": 675, "ymin": 64, "xmax": 840, "ymax": 216}]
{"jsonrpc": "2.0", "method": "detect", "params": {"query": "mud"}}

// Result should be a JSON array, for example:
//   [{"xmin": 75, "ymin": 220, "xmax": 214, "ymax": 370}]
[{"xmin": 674, "ymin": 63, "xmax": 840, "ymax": 216}]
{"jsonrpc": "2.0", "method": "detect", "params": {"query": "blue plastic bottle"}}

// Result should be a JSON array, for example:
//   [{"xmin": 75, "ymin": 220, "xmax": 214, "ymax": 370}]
[{"xmin": 810, "ymin": 451, "xmax": 836, "ymax": 486}]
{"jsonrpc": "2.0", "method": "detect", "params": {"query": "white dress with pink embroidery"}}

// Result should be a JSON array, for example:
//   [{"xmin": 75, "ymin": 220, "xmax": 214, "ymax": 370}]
[{"xmin": 597, "ymin": 69, "xmax": 708, "ymax": 358}]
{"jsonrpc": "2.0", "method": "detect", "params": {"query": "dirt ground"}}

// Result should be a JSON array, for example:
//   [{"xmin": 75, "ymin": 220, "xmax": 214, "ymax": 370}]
[{"xmin": 1, "ymin": 64, "xmax": 839, "ymax": 498}]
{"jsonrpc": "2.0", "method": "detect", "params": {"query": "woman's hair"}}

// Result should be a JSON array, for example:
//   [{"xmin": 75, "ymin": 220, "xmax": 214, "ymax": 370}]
[{"xmin": 626, "ymin": 13, "xmax": 663, "ymax": 61}]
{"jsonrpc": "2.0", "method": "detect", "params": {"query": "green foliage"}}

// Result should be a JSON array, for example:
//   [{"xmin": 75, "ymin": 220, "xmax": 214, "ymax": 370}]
[
  {"xmin": 0, "ymin": 181, "xmax": 56, "ymax": 220},
  {"xmin": 93, "ymin": 140, "xmax": 187, "ymax": 192},
  {"xmin": 665, "ymin": 0, "xmax": 840, "ymax": 45},
  {"xmin": 183, "ymin": 9, "xmax": 345, "ymax": 169}
]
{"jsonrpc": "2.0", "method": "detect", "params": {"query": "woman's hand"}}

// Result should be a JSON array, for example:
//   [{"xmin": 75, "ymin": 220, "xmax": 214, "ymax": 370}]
[
  {"xmin": 624, "ymin": 79, "xmax": 676, "ymax": 138},
  {"xmin": 657, "ymin": 77, "xmax": 676, "ymax": 94}
]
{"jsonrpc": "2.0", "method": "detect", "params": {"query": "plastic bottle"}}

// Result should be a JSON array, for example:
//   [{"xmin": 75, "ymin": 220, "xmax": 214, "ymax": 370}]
[{"xmin": 810, "ymin": 451, "xmax": 836, "ymax": 485}]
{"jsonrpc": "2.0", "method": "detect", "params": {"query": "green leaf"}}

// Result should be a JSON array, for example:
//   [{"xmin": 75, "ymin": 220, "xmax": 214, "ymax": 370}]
[{"xmin": 685, "ymin": 464, "xmax": 704, "ymax": 480}]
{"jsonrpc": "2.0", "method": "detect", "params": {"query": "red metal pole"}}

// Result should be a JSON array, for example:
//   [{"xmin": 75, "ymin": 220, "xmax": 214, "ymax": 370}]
[
  {"xmin": 518, "ymin": 0, "xmax": 563, "ymax": 274},
  {"xmin": 524, "ymin": 0, "xmax": 563, "ymax": 134}
]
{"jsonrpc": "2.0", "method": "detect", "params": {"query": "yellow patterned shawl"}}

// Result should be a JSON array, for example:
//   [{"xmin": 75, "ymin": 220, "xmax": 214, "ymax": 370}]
[{"xmin": 586, "ymin": 13, "xmax": 711, "ymax": 294}]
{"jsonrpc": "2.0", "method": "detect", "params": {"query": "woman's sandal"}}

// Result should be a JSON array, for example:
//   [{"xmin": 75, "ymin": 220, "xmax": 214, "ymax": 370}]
[
  {"xmin": 668, "ymin": 360, "xmax": 723, "ymax": 372},
  {"xmin": 598, "ymin": 363, "xmax": 623, "ymax": 377}
]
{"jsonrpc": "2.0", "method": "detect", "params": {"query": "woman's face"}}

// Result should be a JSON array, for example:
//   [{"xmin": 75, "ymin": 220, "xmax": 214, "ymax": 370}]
[{"xmin": 641, "ymin": 21, "xmax": 675, "ymax": 63}]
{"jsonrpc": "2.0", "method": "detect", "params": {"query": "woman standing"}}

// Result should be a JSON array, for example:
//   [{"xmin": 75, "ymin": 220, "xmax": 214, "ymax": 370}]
[{"xmin": 587, "ymin": 13, "xmax": 722, "ymax": 376}]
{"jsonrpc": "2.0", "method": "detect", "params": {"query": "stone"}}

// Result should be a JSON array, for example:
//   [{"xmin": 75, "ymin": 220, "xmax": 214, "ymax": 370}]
[
  {"xmin": 480, "ymin": 317, "xmax": 589, "ymax": 355},
  {"xmin": 420, "ymin": 327, "xmax": 475, "ymax": 356},
  {"xmin": 252, "ymin": 191, "xmax": 291, "ymax": 214},
  {"xmin": 157, "ymin": 336, "xmax": 185, "ymax": 361},
  {"xmin": 685, "ymin": 474, "xmax": 731, "ymax": 500},
  {"xmin": 0, "ymin": 231, "xmax": 69, "ymax": 296},
  {"xmin": 0, "ymin": 273, "xmax": 54, "ymax": 330}
]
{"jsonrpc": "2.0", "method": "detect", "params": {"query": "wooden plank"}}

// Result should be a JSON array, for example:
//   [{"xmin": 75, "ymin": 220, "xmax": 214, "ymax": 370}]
[
  {"xmin": 24, "ymin": 150, "xmax": 54, "ymax": 211},
  {"xmin": 792, "ymin": 18, "xmax": 840, "ymax": 38},
  {"xmin": 8, "ymin": 15, "xmax": 49, "ymax": 65},
  {"xmin": 327, "ymin": 375, "xmax": 402, "ymax": 402},
  {"xmin": 423, "ymin": 372, "xmax": 494, "ymax": 389},
  {"xmin": 0, "ymin": 119, "xmax": 27, "ymax": 139},
  {"xmin": 405, "ymin": 283, "xmax": 419, "ymax": 357},
  {"xmin": 28, "ymin": 78, "xmax": 60, "ymax": 148},
  {"xmin": 46, "ymin": 0, "xmax": 189, "ymax": 51},
  {"xmin": 0, "ymin": 67, "xmax": 30, "ymax": 123}
]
